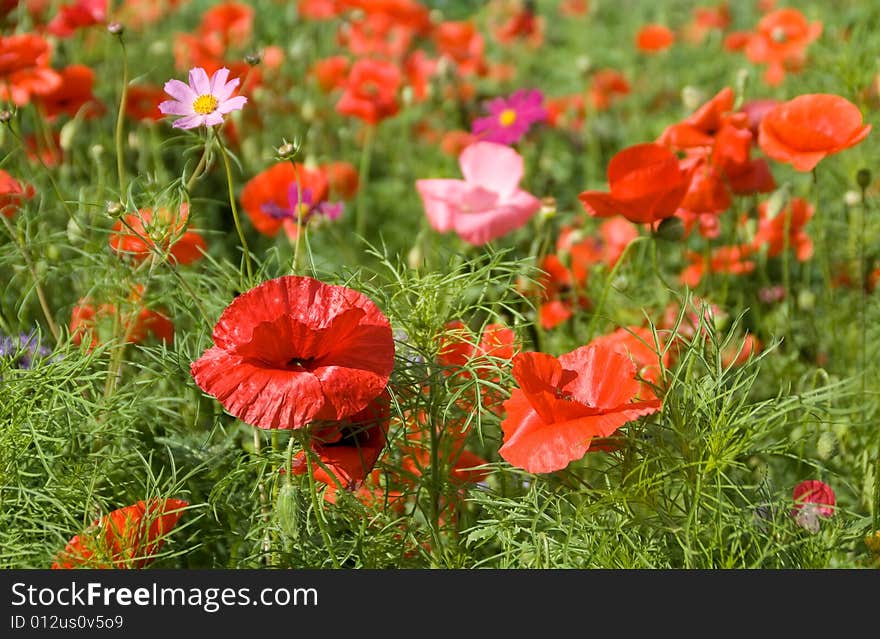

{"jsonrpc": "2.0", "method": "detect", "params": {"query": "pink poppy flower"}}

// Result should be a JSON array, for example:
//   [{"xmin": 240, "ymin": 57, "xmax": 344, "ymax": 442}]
[
  {"xmin": 415, "ymin": 141, "xmax": 541, "ymax": 246},
  {"xmin": 158, "ymin": 67, "xmax": 247, "ymax": 129}
]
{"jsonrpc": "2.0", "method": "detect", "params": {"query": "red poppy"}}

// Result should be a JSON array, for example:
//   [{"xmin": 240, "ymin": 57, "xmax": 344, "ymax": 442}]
[
  {"xmin": 758, "ymin": 94, "xmax": 871, "ymax": 172},
  {"xmin": 636, "ymin": 24, "xmax": 675, "ymax": 52},
  {"xmin": 0, "ymin": 33, "xmax": 62, "ymax": 106},
  {"xmin": 339, "ymin": 12, "xmax": 415, "ymax": 60},
  {"xmin": 109, "ymin": 203, "xmax": 207, "ymax": 265},
  {"xmin": 752, "ymin": 196, "xmax": 814, "ymax": 260},
  {"xmin": 680, "ymin": 245, "xmax": 755, "ymax": 287},
  {"xmin": 721, "ymin": 333, "xmax": 762, "ymax": 368},
  {"xmin": 403, "ymin": 49, "xmax": 437, "ymax": 103},
  {"xmin": 311, "ymin": 56, "xmax": 349, "ymax": 93},
  {"xmin": 559, "ymin": 0, "xmax": 589, "ymax": 16},
  {"xmin": 240, "ymin": 162, "xmax": 329, "ymax": 237},
  {"xmin": 335, "ymin": 58, "xmax": 401, "ymax": 124},
  {"xmin": 493, "ymin": 3, "xmax": 544, "ymax": 47},
  {"xmin": 440, "ymin": 130, "xmax": 478, "ymax": 157},
  {"xmin": 199, "ymin": 2, "xmax": 254, "ymax": 49},
  {"xmin": 0, "ymin": 170, "xmax": 35, "ymax": 218},
  {"xmin": 587, "ymin": 326, "xmax": 669, "ymax": 395},
  {"xmin": 433, "ymin": 21, "xmax": 486, "ymax": 76},
  {"xmin": 744, "ymin": 8, "xmax": 822, "ymax": 86},
  {"xmin": 125, "ymin": 84, "xmax": 166, "ymax": 121},
  {"xmin": 499, "ymin": 342, "xmax": 662, "ymax": 473},
  {"xmin": 683, "ymin": 3, "xmax": 731, "ymax": 44},
  {"xmin": 791, "ymin": 479, "xmax": 835, "ymax": 532},
  {"xmin": 545, "ymin": 94, "xmax": 586, "ymax": 131},
  {"xmin": 52, "ymin": 498, "xmax": 188, "ymax": 569},
  {"xmin": 297, "ymin": 0, "xmax": 342, "ymax": 20},
  {"xmin": 191, "ymin": 275, "xmax": 395, "ymax": 431},
  {"xmin": 36, "ymin": 64, "xmax": 104, "ymax": 121},
  {"xmin": 47, "ymin": 0, "xmax": 105, "ymax": 38},
  {"xmin": 71, "ymin": 292, "xmax": 174, "ymax": 351},
  {"xmin": 739, "ymin": 98, "xmax": 781, "ymax": 138},
  {"xmin": 589, "ymin": 69, "xmax": 630, "ymax": 111},
  {"xmin": 289, "ymin": 391, "xmax": 390, "ymax": 501},
  {"xmin": 320, "ymin": 161, "xmax": 359, "ymax": 200},
  {"xmin": 579, "ymin": 143, "xmax": 694, "ymax": 224}
]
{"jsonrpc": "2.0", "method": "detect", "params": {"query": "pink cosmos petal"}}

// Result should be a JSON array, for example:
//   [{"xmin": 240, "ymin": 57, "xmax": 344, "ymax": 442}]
[
  {"xmin": 210, "ymin": 67, "xmax": 230, "ymax": 94},
  {"xmin": 158, "ymin": 100, "xmax": 194, "ymax": 116},
  {"xmin": 204, "ymin": 112, "xmax": 224, "ymax": 127},
  {"xmin": 189, "ymin": 67, "xmax": 211, "ymax": 96},
  {"xmin": 172, "ymin": 114, "xmax": 204, "ymax": 130},
  {"xmin": 459, "ymin": 142, "xmax": 523, "ymax": 197},
  {"xmin": 163, "ymin": 78, "xmax": 196, "ymax": 104},
  {"xmin": 217, "ymin": 95, "xmax": 248, "ymax": 114},
  {"xmin": 214, "ymin": 76, "xmax": 241, "ymax": 102}
]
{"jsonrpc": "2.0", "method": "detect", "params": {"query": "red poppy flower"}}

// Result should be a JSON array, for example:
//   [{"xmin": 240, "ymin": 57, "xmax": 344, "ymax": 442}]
[
  {"xmin": 579, "ymin": 143, "xmax": 694, "ymax": 224},
  {"xmin": 758, "ymin": 94, "xmax": 871, "ymax": 172},
  {"xmin": 636, "ymin": 24, "xmax": 675, "ymax": 52},
  {"xmin": 440, "ymin": 129, "xmax": 479, "ymax": 157},
  {"xmin": 335, "ymin": 58, "xmax": 401, "ymax": 124},
  {"xmin": 199, "ymin": 2, "xmax": 253, "ymax": 49},
  {"xmin": 320, "ymin": 161, "xmax": 359, "ymax": 200},
  {"xmin": 721, "ymin": 333, "xmax": 762, "ymax": 368},
  {"xmin": 683, "ymin": 3, "xmax": 731, "ymax": 44},
  {"xmin": 109, "ymin": 203, "xmax": 207, "ymax": 265},
  {"xmin": 559, "ymin": 0, "xmax": 589, "ymax": 17},
  {"xmin": 493, "ymin": 4, "xmax": 544, "ymax": 48},
  {"xmin": 311, "ymin": 56, "xmax": 349, "ymax": 93},
  {"xmin": 0, "ymin": 33, "xmax": 62, "ymax": 106},
  {"xmin": 0, "ymin": 170, "xmax": 35, "ymax": 218},
  {"xmin": 191, "ymin": 275, "xmax": 395, "ymax": 431},
  {"xmin": 680, "ymin": 245, "xmax": 755, "ymax": 287},
  {"xmin": 589, "ymin": 69, "xmax": 630, "ymax": 111},
  {"xmin": 240, "ymin": 162, "xmax": 329, "ymax": 237},
  {"xmin": 71, "ymin": 292, "xmax": 174, "ymax": 351},
  {"xmin": 791, "ymin": 479, "xmax": 835, "ymax": 533},
  {"xmin": 744, "ymin": 8, "xmax": 822, "ymax": 86},
  {"xmin": 586, "ymin": 326, "xmax": 669, "ymax": 395},
  {"xmin": 340, "ymin": 13, "xmax": 415, "ymax": 60},
  {"xmin": 753, "ymin": 196, "xmax": 814, "ymax": 260},
  {"xmin": 52, "ymin": 498, "xmax": 188, "ymax": 569},
  {"xmin": 403, "ymin": 49, "xmax": 437, "ymax": 103},
  {"xmin": 297, "ymin": 0, "xmax": 342, "ymax": 20},
  {"xmin": 433, "ymin": 20, "xmax": 486, "ymax": 76},
  {"xmin": 289, "ymin": 391, "xmax": 390, "ymax": 501},
  {"xmin": 125, "ymin": 84, "xmax": 166, "ymax": 121},
  {"xmin": 36, "ymin": 64, "xmax": 104, "ymax": 121},
  {"xmin": 47, "ymin": 0, "xmax": 106, "ymax": 38},
  {"xmin": 499, "ymin": 342, "xmax": 662, "ymax": 473},
  {"xmin": 546, "ymin": 94, "xmax": 586, "ymax": 131}
]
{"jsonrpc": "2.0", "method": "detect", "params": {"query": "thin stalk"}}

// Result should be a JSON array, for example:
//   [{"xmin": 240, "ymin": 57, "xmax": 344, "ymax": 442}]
[
  {"xmin": 253, "ymin": 428, "xmax": 272, "ymax": 562},
  {"xmin": 218, "ymin": 139, "xmax": 254, "ymax": 283},
  {"xmin": 586, "ymin": 235, "xmax": 650, "ymax": 339},
  {"xmin": 355, "ymin": 124, "xmax": 375, "ymax": 240},
  {"xmin": 185, "ymin": 129, "xmax": 214, "ymax": 193},
  {"xmin": 114, "ymin": 34, "xmax": 130, "ymax": 198},
  {"xmin": 297, "ymin": 430, "xmax": 342, "ymax": 568},
  {"xmin": 0, "ymin": 214, "xmax": 60, "ymax": 342}
]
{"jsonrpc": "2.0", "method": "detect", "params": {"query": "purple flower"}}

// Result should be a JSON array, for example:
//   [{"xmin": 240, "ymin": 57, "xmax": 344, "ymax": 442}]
[
  {"xmin": 0, "ymin": 332, "xmax": 53, "ymax": 370},
  {"xmin": 260, "ymin": 184, "xmax": 344, "ymax": 224},
  {"xmin": 471, "ymin": 88, "xmax": 547, "ymax": 145},
  {"xmin": 158, "ymin": 67, "xmax": 247, "ymax": 129}
]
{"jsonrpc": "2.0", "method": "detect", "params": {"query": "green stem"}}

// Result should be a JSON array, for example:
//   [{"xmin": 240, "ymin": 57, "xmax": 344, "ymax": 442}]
[
  {"xmin": 355, "ymin": 124, "xmax": 375, "ymax": 241},
  {"xmin": 0, "ymin": 214, "xmax": 60, "ymax": 342},
  {"xmin": 114, "ymin": 34, "xmax": 129, "ymax": 198},
  {"xmin": 586, "ymin": 235, "xmax": 650, "ymax": 339},
  {"xmin": 184, "ymin": 130, "xmax": 213, "ymax": 194},
  {"xmin": 218, "ymin": 139, "xmax": 254, "ymax": 284},
  {"xmin": 298, "ymin": 430, "xmax": 341, "ymax": 568}
]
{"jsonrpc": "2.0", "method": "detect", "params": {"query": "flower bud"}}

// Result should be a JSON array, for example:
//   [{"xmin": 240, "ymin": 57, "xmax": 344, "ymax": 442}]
[
  {"xmin": 245, "ymin": 52, "xmax": 261, "ymax": 66},
  {"xmin": 107, "ymin": 22, "xmax": 124, "ymax": 35},
  {"xmin": 654, "ymin": 216, "xmax": 684, "ymax": 241},
  {"xmin": 856, "ymin": 168, "xmax": 871, "ymax": 190},
  {"xmin": 106, "ymin": 201, "xmax": 125, "ymax": 218},
  {"xmin": 0, "ymin": 109, "xmax": 12, "ymax": 123}
]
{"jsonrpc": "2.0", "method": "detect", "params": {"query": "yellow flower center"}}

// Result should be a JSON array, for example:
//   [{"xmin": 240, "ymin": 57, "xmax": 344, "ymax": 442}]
[
  {"xmin": 499, "ymin": 108, "xmax": 517, "ymax": 127},
  {"xmin": 192, "ymin": 94, "xmax": 219, "ymax": 115},
  {"xmin": 296, "ymin": 203, "xmax": 311, "ymax": 218}
]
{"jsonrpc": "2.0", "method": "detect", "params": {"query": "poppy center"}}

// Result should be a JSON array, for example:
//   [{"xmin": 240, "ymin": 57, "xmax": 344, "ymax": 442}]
[
  {"xmin": 192, "ymin": 94, "xmax": 219, "ymax": 115},
  {"xmin": 770, "ymin": 27, "xmax": 787, "ymax": 43},
  {"xmin": 285, "ymin": 356, "xmax": 316, "ymax": 371},
  {"xmin": 499, "ymin": 108, "xmax": 517, "ymax": 127}
]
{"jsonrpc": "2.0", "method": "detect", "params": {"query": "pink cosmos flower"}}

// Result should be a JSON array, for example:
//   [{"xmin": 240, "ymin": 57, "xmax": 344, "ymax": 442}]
[
  {"xmin": 158, "ymin": 67, "xmax": 247, "ymax": 129},
  {"xmin": 472, "ymin": 88, "xmax": 547, "ymax": 145},
  {"xmin": 416, "ymin": 141, "xmax": 541, "ymax": 246}
]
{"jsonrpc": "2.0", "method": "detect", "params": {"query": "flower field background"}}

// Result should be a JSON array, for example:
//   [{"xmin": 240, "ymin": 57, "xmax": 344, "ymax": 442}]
[{"xmin": 1, "ymin": 0, "xmax": 879, "ymax": 569}]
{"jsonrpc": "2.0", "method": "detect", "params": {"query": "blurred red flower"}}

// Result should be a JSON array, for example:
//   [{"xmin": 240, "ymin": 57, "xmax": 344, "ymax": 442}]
[
  {"xmin": 47, "ymin": 0, "xmax": 105, "ymax": 38},
  {"xmin": 311, "ymin": 56, "xmax": 350, "ymax": 93},
  {"xmin": 240, "ymin": 162, "xmax": 329, "ymax": 238},
  {"xmin": 199, "ymin": 2, "xmax": 254, "ymax": 49},
  {"xmin": 579, "ymin": 143, "xmax": 694, "ymax": 224},
  {"xmin": 0, "ymin": 170, "xmax": 35, "ymax": 218},
  {"xmin": 125, "ymin": 84, "xmax": 167, "ymax": 122},
  {"xmin": 109, "ymin": 203, "xmax": 207, "ymax": 266},
  {"xmin": 36, "ymin": 64, "xmax": 104, "ymax": 120},
  {"xmin": 752, "ymin": 196, "xmax": 814, "ymax": 260},
  {"xmin": 744, "ymin": 8, "xmax": 822, "ymax": 86},
  {"xmin": 71, "ymin": 291, "xmax": 174, "ymax": 351},
  {"xmin": 335, "ymin": 58, "xmax": 402, "ymax": 124},
  {"xmin": 320, "ymin": 161, "xmax": 360, "ymax": 200},
  {"xmin": 636, "ymin": 24, "xmax": 675, "ymax": 52},
  {"xmin": 191, "ymin": 275, "xmax": 395, "ymax": 430},
  {"xmin": 758, "ymin": 94, "xmax": 871, "ymax": 172},
  {"xmin": 499, "ymin": 342, "xmax": 662, "ymax": 473},
  {"xmin": 52, "ymin": 499, "xmax": 188, "ymax": 569},
  {"xmin": 0, "ymin": 33, "xmax": 61, "ymax": 106}
]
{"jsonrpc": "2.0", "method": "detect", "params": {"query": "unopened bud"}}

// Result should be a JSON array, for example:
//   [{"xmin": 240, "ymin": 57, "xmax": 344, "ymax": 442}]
[
  {"xmin": 539, "ymin": 196, "xmax": 557, "ymax": 220},
  {"xmin": 106, "ymin": 201, "xmax": 125, "ymax": 218},
  {"xmin": 275, "ymin": 138, "xmax": 300, "ymax": 160},
  {"xmin": 0, "ymin": 109, "xmax": 12, "ymax": 124},
  {"xmin": 856, "ymin": 168, "xmax": 871, "ymax": 190},
  {"xmin": 245, "ymin": 52, "xmax": 261, "ymax": 66},
  {"xmin": 107, "ymin": 22, "xmax": 124, "ymax": 35},
  {"xmin": 654, "ymin": 216, "xmax": 684, "ymax": 242}
]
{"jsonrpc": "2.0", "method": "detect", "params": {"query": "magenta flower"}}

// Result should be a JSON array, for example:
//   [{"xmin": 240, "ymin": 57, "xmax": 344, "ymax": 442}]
[
  {"xmin": 472, "ymin": 88, "xmax": 547, "ymax": 145},
  {"xmin": 158, "ymin": 67, "xmax": 247, "ymax": 129},
  {"xmin": 416, "ymin": 141, "xmax": 541, "ymax": 246}
]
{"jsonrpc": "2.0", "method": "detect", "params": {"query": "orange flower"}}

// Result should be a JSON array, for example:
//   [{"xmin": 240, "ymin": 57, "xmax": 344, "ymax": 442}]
[
  {"xmin": 240, "ymin": 162, "xmax": 329, "ymax": 237},
  {"xmin": 125, "ymin": 84, "xmax": 166, "ymax": 121},
  {"xmin": 721, "ymin": 333, "xmax": 762, "ymax": 368},
  {"xmin": 320, "ymin": 161, "xmax": 359, "ymax": 200},
  {"xmin": 109, "ymin": 204, "xmax": 207, "ymax": 265},
  {"xmin": 199, "ymin": 2, "xmax": 254, "ymax": 49},
  {"xmin": 758, "ymin": 94, "xmax": 871, "ymax": 172},
  {"xmin": 0, "ymin": 33, "xmax": 61, "ymax": 106},
  {"xmin": 71, "ymin": 289, "xmax": 174, "ymax": 350},
  {"xmin": 433, "ymin": 21, "xmax": 486, "ymax": 76},
  {"xmin": 47, "ymin": 0, "xmax": 106, "ymax": 38},
  {"xmin": 680, "ymin": 245, "xmax": 755, "ymax": 288},
  {"xmin": 311, "ymin": 55, "xmax": 350, "ymax": 93},
  {"xmin": 36, "ymin": 64, "xmax": 103, "ymax": 120},
  {"xmin": 440, "ymin": 129, "xmax": 478, "ymax": 157},
  {"xmin": 52, "ymin": 499, "xmax": 188, "ymax": 569},
  {"xmin": 559, "ymin": 0, "xmax": 589, "ymax": 16},
  {"xmin": 589, "ymin": 69, "xmax": 630, "ymax": 111},
  {"xmin": 579, "ymin": 143, "xmax": 694, "ymax": 224},
  {"xmin": 636, "ymin": 24, "xmax": 675, "ymax": 52},
  {"xmin": 0, "ymin": 170, "xmax": 35, "ymax": 218}
]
